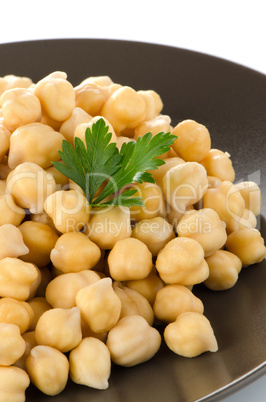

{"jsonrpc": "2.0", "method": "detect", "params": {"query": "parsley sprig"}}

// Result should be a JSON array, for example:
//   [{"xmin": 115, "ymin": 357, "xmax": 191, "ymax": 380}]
[{"xmin": 53, "ymin": 118, "xmax": 177, "ymax": 208}]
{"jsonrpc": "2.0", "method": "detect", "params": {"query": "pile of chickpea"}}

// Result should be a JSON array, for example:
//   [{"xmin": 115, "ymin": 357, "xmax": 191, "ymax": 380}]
[{"xmin": 0, "ymin": 71, "xmax": 265, "ymax": 401}]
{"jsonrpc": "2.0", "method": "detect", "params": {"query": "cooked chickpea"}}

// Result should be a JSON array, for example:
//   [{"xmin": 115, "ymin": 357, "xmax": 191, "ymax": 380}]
[
  {"xmin": 176, "ymin": 208, "xmax": 227, "ymax": 257},
  {"xmin": 59, "ymin": 107, "xmax": 92, "ymax": 144},
  {"xmin": 75, "ymin": 277, "xmax": 121, "ymax": 333},
  {"xmin": 106, "ymin": 315, "xmax": 161, "ymax": 367},
  {"xmin": 74, "ymin": 115, "xmax": 117, "ymax": 144},
  {"xmin": 69, "ymin": 337, "xmax": 111, "ymax": 390},
  {"xmin": 75, "ymin": 82, "xmax": 108, "ymax": 116},
  {"xmin": 172, "ymin": 119, "xmax": 211, "ymax": 162},
  {"xmin": 200, "ymin": 149, "xmax": 235, "ymax": 182},
  {"xmin": 81, "ymin": 75, "xmax": 114, "ymax": 87},
  {"xmin": 207, "ymin": 175, "xmax": 222, "ymax": 189},
  {"xmin": 45, "ymin": 164, "xmax": 69, "ymax": 189},
  {"xmin": 26, "ymin": 345, "xmax": 69, "ymax": 396},
  {"xmin": 85, "ymin": 206, "xmax": 131, "ymax": 249},
  {"xmin": 166, "ymin": 204, "xmax": 194, "ymax": 229},
  {"xmin": 155, "ymin": 237, "xmax": 209, "ymax": 285},
  {"xmin": 44, "ymin": 189, "xmax": 90, "ymax": 233},
  {"xmin": 134, "ymin": 114, "xmax": 171, "ymax": 139},
  {"xmin": 202, "ymin": 181, "xmax": 246, "ymax": 233},
  {"xmin": 0, "ymin": 88, "xmax": 42, "ymax": 131},
  {"xmin": 0, "ymin": 366, "xmax": 30, "ymax": 402},
  {"xmin": 0, "ymin": 124, "xmax": 11, "ymax": 161},
  {"xmin": 45, "ymin": 270, "xmax": 100, "ymax": 309},
  {"xmin": 14, "ymin": 331, "xmax": 37, "ymax": 370},
  {"xmin": 34, "ymin": 71, "xmax": 75, "ymax": 121},
  {"xmin": 0, "ymin": 223, "xmax": 29, "ymax": 259},
  {"xmin": 130, "ymin": 182, "xmax": 166, "ymax": 221},
  {"xmin": 163, "ymin": 162, "xmax": 208, "ymax": 213},
  {"xmin": 8, "ymin": 122, "xmax": 64, "ymax": 169},
  {"xmin": 0, "ymin": 322, "xmax": 26, "ymax": 365},
  {"xmin": 137, "ymin": 90, "xmax": 163, "ymax": 120},
  {"xmin": 164, "ymin": 312, "xmax": 218, "ymax": 358},
  {"xmin": 0, "ymin": 258, "xmax": 38, "ymax": 300},
  {"xmin": 101, "ymin": 86, "xmax": 146, "ymax": 133},
  {"xmin": 225, "ymin": 228, "xmax": 266, "ymax": 266},
  {"xmin": 149, "ymin": 156, "xmax": 185, "ymax": 189},
  {"xmin": 131, "ymin": 217, "xmax": 175, "ymax": 256},
  {"xmin": 108, "ymin": 237, "xmax": 153, "ymax": 281},
  {"xmin": 0, "ymin": 298, "xmax": 34, "ymax": 333},
  {"xmin": 235, "ymin": 181, "xmax": 261, "ymax": 216},
  {"xmin": 50, "ymin": 231, "xmax": 101, "ymax": 273},
  {"xmin": 123, "ymin": 269, "xmax": 164, "ymax": 305},
  {"xmin": 113, "ymin": 281, "xmax": 154, "ymax": 325},
  {"xmin": 6, "ymin": 162, "xmax": 56, "ymax": 214},
  {"xmin": 204, "ymin": 250, "xmax": 242, "ymax": 290},
  {"xmin": 27, "ymin": 297, "xmax": 52, "ymax": 331},
  {"xmin": 18, "ymin": 221, "xmax": 59, "ymax": 266},
  {"xmin": 0, "ymin": 74, "xmax": 32, "ymax": 94},
  {"xmin": 0, "ymin": 193, "xmax": 25, "ymax": 226},
  {"xmin": 153, "ymin": 285, "xmax": 204, "ymax": 323},
  {"xmin": 35, "ymin": 307, "xmax": 82, "ymax": 352}
]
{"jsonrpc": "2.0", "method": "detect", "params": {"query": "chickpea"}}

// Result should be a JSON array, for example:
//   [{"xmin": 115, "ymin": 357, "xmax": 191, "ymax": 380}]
[
  {"xmin": 148, "ymin": 156, "xmax": 185, "ymax": 189},
  {"xmin": 172, "ymin": 119, "xmax": 211, "ymax": 162},
  {"xmin": 176, "ymin": 208, "xmax": 227, "ymax": 257},
  {"xmin": 75, "ymin": 277, "xmax": 121, "ymax": 333},
  {"xmin": 26, "ymin": 345, "xmax": 69, "ymax": 396},
  {"xmin": 200, "ymin": 149, "xmax": 235, "ymax": 182},
  {"xmin": 74, "ymin": 116, "xmax": 117, "ymax": 144},
  {"xmin": 85, "ymin": 206, "xmax": 131, "ymax": 249},
  {"xmin": 153, "ymin": 285, "xmax": 204, "ymax": 323},
  {"xmin": 101, "ymin": 86, "xmax": 146, "ymax": 133},
  {"xmin": 131, "ymin": 217, "xmax": 175, "ymax": 256},
  {"xmin": 162, "ymin": 162, "xmax": 208, "ymax": 213},
  {"xmin": 45, "ymin": 270, "xmax": 100, "ymax": 309},
  {"xmin": 0, "ymin": 74, "xmax": 32, "ymax": 94},
  {"xmin": 0, "ymin": 223, "xmax": 28, "ymax": 259},
  {"xmin": 18, "ymin": 221, "xmax": 59, "ymax": 266},
  {"xmin": 35, "ymin": 307, "xmax": 82, "ymax": 352},
  {"xmin": 6, "ymin": 162, "xmax": 56, "ymax": 214},
  {"xmin": 155, "ymin": 237, "xmax": 209, "ymax": 285},
  {"xmin": 8, "ymin": 122, "xmax": 64, "ymax": 170},
  {"xmin": 14, "ymin": 331, "xmax": 37, "ymax": 370},
  {"xmin": 0, "ymin": 298, "xmax": 33, "ymax": 333},
  {"xmin": 0, "ymin": 258, "xmax": 38, "ymax": 300},
  {"xmin": 130, "ymin": 182, "xmax": 167, "ymax": 221},
  {"xmin": 204, "ymin": 250, "xmax": 242, "ymax": 290},
  {"xmin": 0, "ymin": 88, "xmax": 42, "ymax": 131},
  {"xmin": 69, "ymin": 337, "xmax": 111, "ymax": 390},
  {"xmin": 106, "ymin": 315, "xmax": 161, "ymax": 367},
  {"xmin": 75, "ymin": 82, "xmax": 108, "ymax": 116},
  {"xmin": 34, "ymin": 71, "xmax": 75, "ymax": 121},
  {"xmin": 0, "ymin": 322, "xmax": 26, "ymax": 365},
  {"xmin": 235, "ymin": 181, "xmax": 261, "ymax": 216},
  {"xmin": 108, "ymin": 237, "xmax": 153, "ymax": 281},
  {"xmin": 225, "ymin": 228, "xmax": 266, "ymax": 266},
  {"xmin": 59, "ymin": 107, "xmax": 92, "ymax": 144},
  {"xmin": 137, "ymin": 90, "xmax": 163, "ymax": 120},
  {"xmin": 113, "ymin": 281, "xmax": 154, "ymax": 325},
  {"xmin": 116, "ymin": 135, "xmax": 134, "ymax": 149},
  {"xmin": 80, "ymin": 75, "xmax": 113, "ymax": 87},
  {"xmin": 50, "ymin": 231, "xmax": 101, "ymax": 273},
  {"xmin": 233, "ymin": 208, "xmax": 257, "ymax": 231},
  {"xmin": 202, "ymin": 181, "xmax": 246, "ymax": 233},
  {"xmin": 123, "ymin": 269, "xmax": 164, "ymax": 306},
  {"xmin": 0, "ymin": 193, "xmax": 25, "ymax": 226},
  {"xmin": 0, "ymin": 366, "xmax": 30, "ymax": 402},
  {"xmin": 0, "ymin": 124, "xmax": 11, "ymax": 161},
  {"xmin": 44, "ymin": 189, "xmax": 90, "ymax": 233},
  {"xmin": 164, "ymin": 312, "xmax": 218, "ymax": 358},
  {"xmin": 35, "ymin": 266, "xmax": 53, "ymax": 298},
  {"xmin": 134, "ymin": 115, "xmax": 171, "ymax": 139},
  {"xmin": 27, "ymin": 265, "xmax": 42, "ymax": 300},
  {"xmin": 27, "ymin": 297, "xmax": 52, "ymax": 331}
]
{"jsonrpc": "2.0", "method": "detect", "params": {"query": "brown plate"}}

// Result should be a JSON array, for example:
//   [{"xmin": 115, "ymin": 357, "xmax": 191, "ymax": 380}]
[{"xmin": 0, "ymin": 39, "xmax": 265, "ymax": 402}]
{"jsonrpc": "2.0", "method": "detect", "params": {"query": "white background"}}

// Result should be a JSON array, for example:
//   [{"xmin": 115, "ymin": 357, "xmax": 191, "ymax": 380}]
[{"xmin": 1, "ymin": 0, "xmax": 265, "ymax": 400}]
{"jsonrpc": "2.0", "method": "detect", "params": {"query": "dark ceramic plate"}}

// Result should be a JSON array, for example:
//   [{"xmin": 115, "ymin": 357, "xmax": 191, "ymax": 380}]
[{"xmin": 1, "ymin": 39, "xmax": 265, "ymax": 402}]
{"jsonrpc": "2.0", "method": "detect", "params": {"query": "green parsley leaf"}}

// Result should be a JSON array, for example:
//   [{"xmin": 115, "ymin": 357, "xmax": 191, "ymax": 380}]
[{"xmin": 53, "ymin": 118, "xmax": 177, "ymax": 208}]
